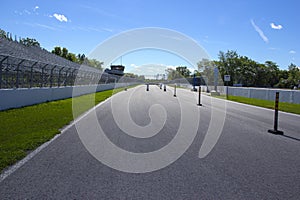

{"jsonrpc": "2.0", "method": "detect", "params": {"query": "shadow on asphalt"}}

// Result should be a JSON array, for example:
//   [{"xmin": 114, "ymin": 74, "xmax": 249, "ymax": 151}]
[{"xmin": 279, "ymin": 134, "xmax": 300, "ymax": 142}]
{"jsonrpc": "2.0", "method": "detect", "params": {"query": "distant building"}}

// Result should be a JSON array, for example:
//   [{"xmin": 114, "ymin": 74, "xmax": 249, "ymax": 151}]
[{"xmin": 104, "ymin": 65, "xmax": 125, "ymax": 76}]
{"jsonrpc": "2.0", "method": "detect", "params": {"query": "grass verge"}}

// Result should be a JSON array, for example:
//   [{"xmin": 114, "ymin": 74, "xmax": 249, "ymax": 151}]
[
  {"xmin": 212, "ymin": 94, "xmax": 300, "ymax": 115},
  {"xmin": 0, "ymin": 86, "xmax": 130, "ymax": 172}
]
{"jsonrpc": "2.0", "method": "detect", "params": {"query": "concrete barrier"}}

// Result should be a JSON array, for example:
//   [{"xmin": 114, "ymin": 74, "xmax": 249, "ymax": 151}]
[
  {"xmin": 0, "ymin": 83, "xmax": 134, "ymax": 111},
  {"xmin": 204, "ymin": 86, "xmax": 300, "ymax": 104}
]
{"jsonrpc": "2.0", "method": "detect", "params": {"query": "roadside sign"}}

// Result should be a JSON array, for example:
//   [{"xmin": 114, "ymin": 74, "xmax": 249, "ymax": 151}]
[{"xmin": 224, "ymin": 75, "xmax": 230, "ymax": 82}]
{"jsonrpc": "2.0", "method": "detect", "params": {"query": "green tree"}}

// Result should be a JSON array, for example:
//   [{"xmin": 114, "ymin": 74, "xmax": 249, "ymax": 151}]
[
  {"xmin": 124, "ymin": 73, "xmax": 138, "ymax": 78},
  {"xmin": 20, "ymin": 37, "xmax": 40, "ymax": 47},
  {"xmin": 264, "ymin": 61, "xmax": 280, "ymax": 87},
  {"xmin": 198, "ymin": 58, "xmax": 219, "ymax": 85},
  {"xmin": 62, "ymin": 47, "xmax": 68, "ymax": 58},
  {"xmin": 138, "ymin": 75, "xmax": 145, "ymax": 80},
  {"xmin": 52, "ymin": 46, "xmax": 62, "ymax": 56},
  {"xmin": 77, "ymin": 54, "xmax": 86, "ymax": 64},
  {"xmin": 176, "ymin": 66, "xmax": 191, "ymax": 77},
  {"xmin": 66, "ymin": 53, "xmax": 77, "ymax": 62},
  {"xmin": 165, "ymin": 68, "xmax": 181, "ymax": 80},
  {"xmin": 86, "ymin": 59, "xmax": 103, "ymax": 70},
  {"xmin": 287, "ymin": 63, "xmax": 300, "ymax": 88},
  {"xmin": 0, "ymin": 29, "xmax": 6, "ymax": 39}
]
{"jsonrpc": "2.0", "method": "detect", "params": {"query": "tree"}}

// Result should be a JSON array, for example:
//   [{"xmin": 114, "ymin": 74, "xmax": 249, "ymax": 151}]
[
  {"xmin": 165, "ymin": 68, "xmax": 180, "ymax": 80},
  {"xmin": 52, "ymin": 46, "xmax": 62, "ymax": 56},
  {"xmin": 124, "ymin": 73, "xmax": 138, "ymax": 78},
  {"xmin": 86, "ymin": 59, "xmax": 103, "ymax": 70},
  {"xmin": 138, "ymin": 75, "xmax": 145, "ymax": 80},
  {"xmin": 287, "ymin": 63, "xmax": 300, "ymax": 88},
  {"xmin": 198, "ymin": 58, "xmax": 216, "ymax": 85},
  {"xmin": 0, "ymin": 29, "xmax": 6, "ymax": 39},
  {"xmin": 20, "ymin": 37, "xmax": 40, "ymax": 47},
  {"xmin": 264, "ymin": 61, "xmax": 280, "ymax": 87},
  {"xmin": 62, "ymin": 47, "xmax": 68, "ymax": 58},
  {"xmin": 66, "ymin": 53, "xmax": 77, "ymax": 62},
  {"xmin": 77, "ymin": 54, "xmax": 86, "ymax": 64},
  {"xmin": 176, "ymin": 66, "xmax": 191, "ymax": 77}
]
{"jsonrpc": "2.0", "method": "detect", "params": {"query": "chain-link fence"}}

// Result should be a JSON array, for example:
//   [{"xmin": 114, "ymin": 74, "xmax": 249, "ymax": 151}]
[{"xmin": 0, "ymin": 54, "xmax": 140, "ymax": 89}]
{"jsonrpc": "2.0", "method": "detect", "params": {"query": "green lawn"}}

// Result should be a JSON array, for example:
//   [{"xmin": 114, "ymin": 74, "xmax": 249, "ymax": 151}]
[
  {"xmin": 0, "ymin": 87, "xmax": 128, "ymax": 172},
  {"xmin": 213, "ymin": 94, "xmax": 300, "ymax": 115}
]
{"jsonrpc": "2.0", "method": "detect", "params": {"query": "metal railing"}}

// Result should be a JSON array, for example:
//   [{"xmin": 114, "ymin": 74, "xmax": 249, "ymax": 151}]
[{"xmin": 0, "ymin": 54, "xmax": 135, "ymax": 89}]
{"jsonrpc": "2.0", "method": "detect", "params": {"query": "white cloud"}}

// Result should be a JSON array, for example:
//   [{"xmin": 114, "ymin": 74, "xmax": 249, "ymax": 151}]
[
  {"xmin": 53, "ymin": 13, "xmax": 68, "ymax": 22},
  {"xmin": 33, "ymin": 6, "xmax": 39, "ymax": 11},
  {"xmin": 270, "ymin": 22, "xmax": 283, "ymax": 30},
  {"xmin": 128, "ymin": 63, "xmax": 171, "ymax": 76},
  {"xmin": 250, "ymin": 19, "xmax": 269, "ymax": 43},
  {"xmin": 289, "ymin": 50, "xmax": 296, "ymax": 54},
  {"xmin": 102, "ymin": 28, "xmax": 113, "ymax": 32},
  {"xmin": 23, "ymin": 22, "xmax": 57, "ymax": 31},
  {"xmin": 268, "ymin": 47, "xmax": 280, "ymax": 51}
]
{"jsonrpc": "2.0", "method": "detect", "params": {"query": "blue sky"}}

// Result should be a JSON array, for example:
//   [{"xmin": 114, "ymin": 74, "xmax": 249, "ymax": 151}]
[{"xmin": 1, "ymin": 0, "xmax": 299, "ymax": 75}]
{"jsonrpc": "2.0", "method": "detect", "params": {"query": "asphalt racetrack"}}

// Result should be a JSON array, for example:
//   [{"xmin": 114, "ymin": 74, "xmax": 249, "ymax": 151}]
[{"xmin": 1, "ymin": 85, "xmax": 299, "ymax": 199}]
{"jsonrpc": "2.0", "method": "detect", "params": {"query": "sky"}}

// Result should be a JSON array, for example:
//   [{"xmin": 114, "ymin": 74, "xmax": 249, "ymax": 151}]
[{"xmin": 0, "ymin": 0, "xmax": 299, "ymax": 76}]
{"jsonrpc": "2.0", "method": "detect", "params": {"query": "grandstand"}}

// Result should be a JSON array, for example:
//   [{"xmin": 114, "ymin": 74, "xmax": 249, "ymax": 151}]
[{"xmin": 0, "ymin": 37, "xmax": 134, "ymax": 89}]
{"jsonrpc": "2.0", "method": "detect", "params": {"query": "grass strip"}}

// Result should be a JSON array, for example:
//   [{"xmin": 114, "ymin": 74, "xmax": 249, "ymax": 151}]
[
  {"xmin": 0, "ymin": 87, "xmax": 129, "ymax": 172},
  {"xmin": 212, "ymin": 94, "xmax": 300, "ymax": 115}
]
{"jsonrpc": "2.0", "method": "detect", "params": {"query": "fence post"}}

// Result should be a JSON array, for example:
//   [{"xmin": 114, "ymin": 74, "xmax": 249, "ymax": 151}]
[
  {"xmin": 64, "ymin": 68, "xmax": 70, "ymax": 87},
  {"xmin": 0, "ymin": 56, "xmax": 8, "ymax": 89},
  {"xmin": 58, "ymin": 67, "xmax": 64, "ymax": 87},
  {"xmin": 71, "ymin": 69, "xmax": 76, "ymax": 86},
  {"xmin": 40, "ymin": 64, "xmax": 48, "ymax": 88},
  {"xmin": 30, "ymin": 62, "xmax": 37, "ymax": 88},
  {"xmin": 268, "ymin": 92, "xmax": 284, "ymax": 135},
  {"xmin": 50, "ymin": 65, "xmax": 56, "ymax": 88},
  {"xmin": 16, "ymin": 59, "xmax": 25, "ymax": 88}
]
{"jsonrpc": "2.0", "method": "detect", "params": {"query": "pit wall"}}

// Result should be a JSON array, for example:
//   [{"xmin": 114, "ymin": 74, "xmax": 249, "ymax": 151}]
[{"xmin": 0, "ymin": 83, "xmax": 134, "ymax": 111}]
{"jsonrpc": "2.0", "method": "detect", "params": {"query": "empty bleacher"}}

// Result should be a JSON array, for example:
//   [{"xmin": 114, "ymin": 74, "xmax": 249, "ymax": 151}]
[{"xmin": 0, "ymin": 37, "xmax": 129, "ymax": 88}]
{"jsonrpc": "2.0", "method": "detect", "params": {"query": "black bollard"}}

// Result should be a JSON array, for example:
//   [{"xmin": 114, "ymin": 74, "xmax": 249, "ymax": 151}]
[
  {"xmin": 268, "ymin": 92, "xmax": 283, "ymax": 135},
  {"xmin": 164, "ymin": 84, "xmax": 166, "ymax": 92},
  {"xmin": 197, "ymin": 86, "xmax": 202, "ymax": 106},
  {"xmin": 146, "ymin": 84, "xmax": 149, "ymax": 91},
  {"xmin": 174, "ymin": 85, "xmax": 177, "ymax": 97}
]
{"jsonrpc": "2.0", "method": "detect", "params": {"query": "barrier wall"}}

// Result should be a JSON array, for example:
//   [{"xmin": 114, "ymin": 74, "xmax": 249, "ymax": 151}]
[
  {"xmin": 204, "ymin": 86, "xmax": 300, "ymax": 104},
  {"xmin": 0, "ymin": 83, "xmax": 132, "ymax": 111}
]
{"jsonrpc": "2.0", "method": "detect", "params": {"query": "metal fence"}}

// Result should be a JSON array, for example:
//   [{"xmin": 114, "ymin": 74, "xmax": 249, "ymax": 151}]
[{"xmin": 0, "ymin": 54, "xmax": 135, "ymax": 89}]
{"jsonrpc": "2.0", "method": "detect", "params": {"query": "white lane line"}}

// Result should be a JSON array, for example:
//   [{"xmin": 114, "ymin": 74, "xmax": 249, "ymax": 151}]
[{"xmin": 0, "ymin": 90, "xmax": 120, "ymax": 183}]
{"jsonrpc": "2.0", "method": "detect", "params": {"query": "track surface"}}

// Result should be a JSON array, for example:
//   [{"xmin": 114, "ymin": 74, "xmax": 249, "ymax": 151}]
[{"xmin": 1, "ymin": 85, "xmax": 299, "ymax": 199}]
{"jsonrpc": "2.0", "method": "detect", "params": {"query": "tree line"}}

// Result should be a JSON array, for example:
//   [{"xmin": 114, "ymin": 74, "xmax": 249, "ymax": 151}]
[
  {"xmin": 166, "ymin": 50, "xmax": 299, "ymax": 89},
  {"xmin": 51, "ymin": 46, "xmax": 103, "ymax": 70}
]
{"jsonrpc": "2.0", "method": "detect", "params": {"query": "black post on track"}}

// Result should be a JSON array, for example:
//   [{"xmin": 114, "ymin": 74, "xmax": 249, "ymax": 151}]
[
  {"xmin": 197, "ymin": 86, "xmax": 202, "ymax": 106},
  {"xmin": 268, "ymin": 92, "xmax": 283, "ymax": 135},
  {"xmin": 174, "ymin": 85, "xmax": 177, "ymax": 97}
]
